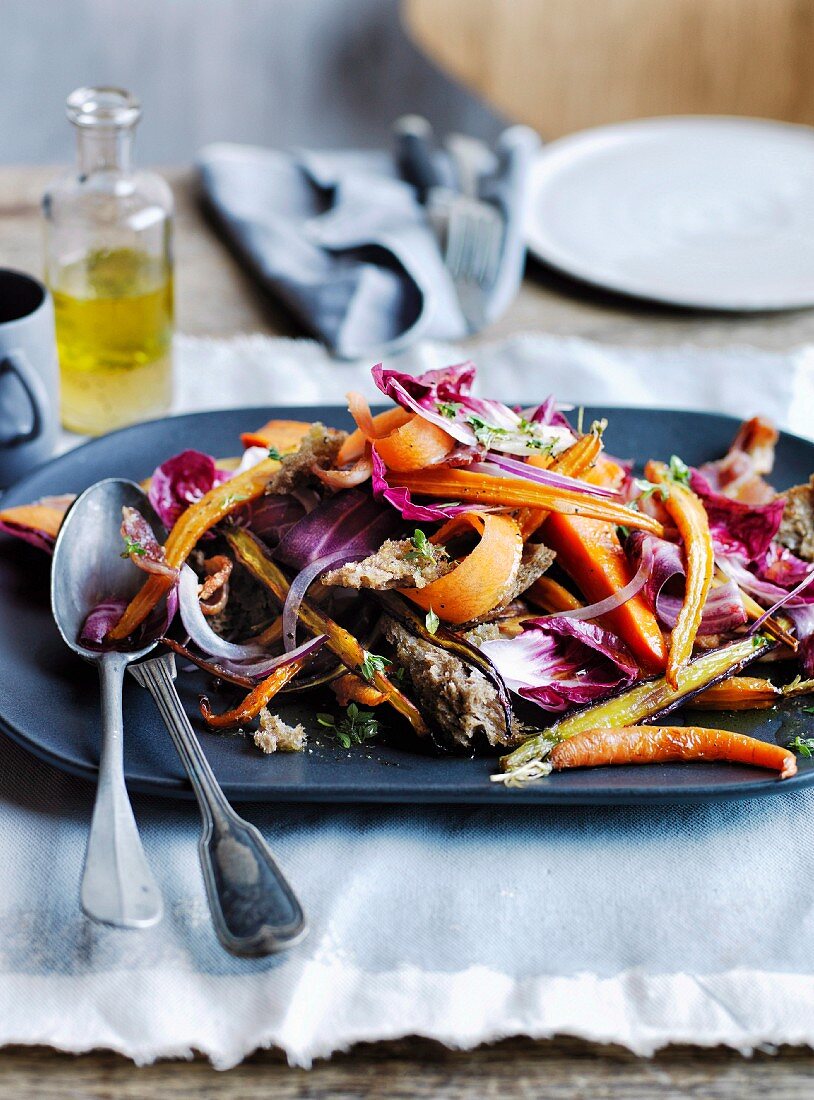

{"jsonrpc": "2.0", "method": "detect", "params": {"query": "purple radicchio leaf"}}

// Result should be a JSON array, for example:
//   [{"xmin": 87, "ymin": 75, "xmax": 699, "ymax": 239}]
[
  {"xmin": 480, "ymin": 616, "xmax": 639, "ymax": 713},
  {"xmin": 148, "ymin": 449, "xmax": 231, "ymax": 528},
  {"xmin": 627, "ymin": 531, "xmax": 746, "ymax": 635},
  {"xmin": 689, "ymin": 468, "xmax": 785, "ymax": 562}
]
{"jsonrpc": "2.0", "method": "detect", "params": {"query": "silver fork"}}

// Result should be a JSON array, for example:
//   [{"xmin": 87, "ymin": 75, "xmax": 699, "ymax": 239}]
[
  {"xmin": 438, "ymin": 195, "xmax": 504, "ymax": 332},
  {"xmin": 430, "ymin": 137, "xmax": 505, "ymax": 333},
  {"xmin": 393, "ymin": 116, "xmax": 505, "ymax": 334}
]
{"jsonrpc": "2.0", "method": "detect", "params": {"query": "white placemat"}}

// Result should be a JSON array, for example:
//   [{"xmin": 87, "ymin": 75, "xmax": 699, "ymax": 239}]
[{"xmin": 9, "ymin": 331, "xmax": 814, "ymax": 1069}]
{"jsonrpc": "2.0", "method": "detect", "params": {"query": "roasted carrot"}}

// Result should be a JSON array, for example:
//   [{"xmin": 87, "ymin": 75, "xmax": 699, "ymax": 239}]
[
  {"xmin": 403, "ymin": 513, "xmax": 524, "ymax": 624},
  {"xmin": 337, "ymin": 404, "xmax": 411, "ymax": 465},
  {"xmin": 374, "ymin": 416, "xmax": 455, "ymax": 471},
  {"xmin": 691, "ymin": 675, "xmax": 814, "ymax": 710},
  {"xmin": 549, "ymin": 725, "xmax": 796, "ymax": 778},
  {"xmin": 499, "ymin": 634, "xmax": 774, "ymax": 779},
  {"xmin": 342, "ymin": 393, "xmax": 454, "ymax": 471},
  {"xmin": 518, "ymin": 429, "xmax": 604, "ymax": 538},
  {"xmin": 525, "ymin": 575, "xmax": 584, "ymax": 614},
  {"xmin": 647, "ymin": 461, "xmax": 713, "ymax": 687},
  {"xmin": 0, "ymin": 495, "xmax": 74, "ymax": 546},
  {"xmin": 689, "ymin": 677, "xmax": 781, "ymax": 710},
  {"xmin": 200, "ymin": 659, "xmax": 306, "ymax": 729},
  {"xmin": 542, "ymin": 463, "xmax": 668, "ymax": 674},
  {"xmin": 108, "ymin": 454, "xmax": 282, "ymax": 641},
  {"xmin": 240, "ymin": 419, "xmax": 313, "ymax": 452},
  {"xmin": 332, "ymin": 672, "xmax": 387, "ymax": 708},
  {"xmin": 389, "ymin": 467, "xmax": 664, "ymax": 535},
  {"xmin": 226, "ymin": 528, "xmax": 429, "ymax": 736}
]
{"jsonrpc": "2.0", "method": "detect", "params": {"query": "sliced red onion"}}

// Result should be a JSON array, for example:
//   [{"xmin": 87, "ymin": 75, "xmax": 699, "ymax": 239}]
[
  {"xmin": 221, "ymin": 633, "xmax": 328, "ymax": 680},
  {"xmin": 475, "ymin": 455, "xmax": 620, "ymax": 499},
  {"xmin": 558, "ymin": 557, "xmax": 650, "ymax": 621},
  {"xmin": 281, "ymin": 550, "xmax": 365, "ymax": 651},
  {"xmin": 178, "ymin": 563, "xmax": 267, "ymax": 661}
]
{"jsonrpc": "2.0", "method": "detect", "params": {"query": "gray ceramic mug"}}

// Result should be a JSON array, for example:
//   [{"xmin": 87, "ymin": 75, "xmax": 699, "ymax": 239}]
[{"xmin": 0, "ymin": 269, "xmax": 59, "ymax": 488}]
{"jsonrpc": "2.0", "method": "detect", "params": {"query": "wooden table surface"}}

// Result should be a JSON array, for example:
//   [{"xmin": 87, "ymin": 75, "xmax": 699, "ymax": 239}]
[{"xmin": 2, "ymin": 165, "xmax": 814, "ymax": 1098}]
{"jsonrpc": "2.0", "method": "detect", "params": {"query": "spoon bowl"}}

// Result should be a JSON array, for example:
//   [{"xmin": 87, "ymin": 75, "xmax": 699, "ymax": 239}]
[
  {"xmin": 51, "ymin": 478, "xmax": 164, "ymax": 663},
  {"xmin": 51, "ymin": 477, "xmax": 165, "ymax": 928}
]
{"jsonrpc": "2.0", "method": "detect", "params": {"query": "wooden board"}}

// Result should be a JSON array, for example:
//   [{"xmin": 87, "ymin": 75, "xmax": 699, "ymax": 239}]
[{"xmin": 404, "ymin": 0, "xmax": 814, "ymax": 139}]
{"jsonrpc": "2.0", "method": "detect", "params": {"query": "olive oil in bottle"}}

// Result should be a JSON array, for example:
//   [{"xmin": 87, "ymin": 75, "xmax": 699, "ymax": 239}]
[{"xmin": 44, "ymin": 87, "xmax": 174, "ymax": 435}]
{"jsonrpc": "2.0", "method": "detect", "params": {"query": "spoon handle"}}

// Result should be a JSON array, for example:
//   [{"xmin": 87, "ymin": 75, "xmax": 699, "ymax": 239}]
[
  {"xmin": 130, "ymin": 654, "xmax": 307, "ymax": 957},
  {"xmin": 81, "ymin": 653, "xmax": 164, "ymax": 928}
]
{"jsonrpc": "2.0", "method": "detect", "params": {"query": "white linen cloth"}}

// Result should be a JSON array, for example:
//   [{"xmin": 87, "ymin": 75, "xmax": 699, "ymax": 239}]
[{"xmin": 8, "ymin": 331, "xmax": 814, "ymax": 1070}]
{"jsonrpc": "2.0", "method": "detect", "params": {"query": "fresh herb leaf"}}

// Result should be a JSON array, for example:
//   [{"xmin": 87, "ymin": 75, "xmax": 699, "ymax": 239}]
[
  {"xmin": 425, "ymin": 608, "xmax": 440, "ymax": 635},
  {"xmin": 120, "ymin": 537, "xmax": 146, "ymax": 558},
  {"xmin": 359, "ymin": 651, "xmax": 391, "ymax": 683},
  {"xmin": 405, "ymin": 528, "xmax": 436, "ymax": 564},
  {"xmin": 267, "ymin": 446, "xmax": 282, "ymax": 461},
  {"xmin": 466, "ymin": 413, "xmax": 508, "ymax": 448},
  {"xmin": 437, "ymin": 401, "xmax": 459, "ymax": 420},
  {"xmin": 633, "ymin": 478, "xmax": 669, "ymax": 504},
  {"xmin": 617, "ymin": 525, "xmax": 631, "ymax": 539},
  {"xmin": 668, "ymin": 454, "xmax": 691, "ymax": 486},
  {"xmin": 317, "ymin": 703, "xmax": 380, "ymax": 749},
  {"xmin": 803, "ymin": 706, "xmax": 814, "ymax": 715},
  {"xmin": 789, "ymin": 735, "xmax": 814, "ymax": 758}
]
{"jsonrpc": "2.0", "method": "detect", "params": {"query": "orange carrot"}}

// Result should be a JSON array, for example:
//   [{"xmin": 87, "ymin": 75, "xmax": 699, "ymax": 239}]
[
  {"xmin": 342, "ymin": 393, "xmax": 454, "ymax": 471},
  {"xmin": 647, "ymin": 461, "xmax": 714, "ymax": 688},
  {"xmin": 240, "ymin": 419, "xmax": 313, "ymax": 452},
  {"xmin": 200, "ymin": 659, "xmax": 306, "ymax": 729},
  {"xmin": 0, "ymin": 496, "xmax": 74, "ymax": 544},
  {"xmin": 549, "ymin": 725, "xmax": 796, "ymax": 778},
  {"xmin": 542, "ymin": 462, "xmax": 668, "ymax": 674},
  {"xmin": 337, "ymin": 405, "xmax": 411, "ymax": 465},
  {"xmin": 518, "ymin": 430, "xmax": 603, "ymax": 538},
  {"xmin": 403, "ymin": 513, "xmax": 524, "ymax": 624},
  {"xmin": 108, "ymin": 454, "xmax": 282, "ymax": 641},
  {"xmin": 374, "ymin": 416, "xmax": 455, "ymax": 471},
  {"xmin": 689, "ymin": 677, "xmax": 781, "ymax": 711},
  {"xmin": 332, "ymin": 672, "xmax": 387, "ymax": 708},
  {"xmin": 389, "ymin": 466, "xmax": 664, "ymax": 535}
]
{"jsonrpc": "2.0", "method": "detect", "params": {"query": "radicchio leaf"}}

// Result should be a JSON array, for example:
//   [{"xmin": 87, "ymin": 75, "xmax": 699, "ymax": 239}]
[
  {"xmin": 689, "ymin": 468, "xmax": 784, "ymax": 562},
  {"xmin": 120, "ymin": 506, "xmax": 179, "ymax": 581},
  {"xmin": 480, "ymin": 616, "xmax": 639, "ymax": 713},
  {"xmin": 372, "ymin": 362, "xmax": 574, "ymax": 456},
  {"xmin": 370, "ymin": 448, "xmax": 483, "ymax": 523},
  {"xmin": 148, "ymin": 449, "xmax": 231, "ymax": 528},
  {"xmin": 80, "ymin": 586, "xmax": 177, "ymax": 653},
  {"xmin": 628, "ymin": 532, "xmax": 746, "ymax": 634},
  {"xmin": 275, "ymin": 486, "xmax": 402, "ymax": 570}
]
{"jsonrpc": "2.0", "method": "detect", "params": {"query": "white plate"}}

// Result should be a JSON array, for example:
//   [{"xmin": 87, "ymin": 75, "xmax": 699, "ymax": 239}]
[{"xmin": 525, "ymin": 116, "xmax": 814, "ymax": 311}]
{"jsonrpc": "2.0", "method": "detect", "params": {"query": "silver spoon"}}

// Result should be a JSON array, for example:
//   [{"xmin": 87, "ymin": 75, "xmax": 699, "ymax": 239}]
[
  {"xmin": 130, "ymin": 652, "xmax": 307, "ymax": 956},
  {"xmin": 110, "ymin": 483, "xmax": 306, "ymax": 954},
  {"xmin": 51, "ymin": 478, "xmax": 164, "ymax": 929}
]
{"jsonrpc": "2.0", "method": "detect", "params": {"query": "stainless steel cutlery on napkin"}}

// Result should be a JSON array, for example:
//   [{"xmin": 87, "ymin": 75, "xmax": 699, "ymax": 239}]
[
  {"xmin": 393, "ymin": 115, "xmax": 539, "ymax": 334},
  {"xmin": 51, "ymin": 478, "xmax": 306, "ymax": 955}
]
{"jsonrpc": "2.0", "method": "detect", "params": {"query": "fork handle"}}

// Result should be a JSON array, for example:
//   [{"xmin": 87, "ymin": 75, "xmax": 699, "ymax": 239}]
[
  {"xmin": 130, "ymin": 654, "xmax": 307, "ymax": 957},
  {"xmin": 393, "ymin": 115, "xmax": 444, "ymax": 201}
]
